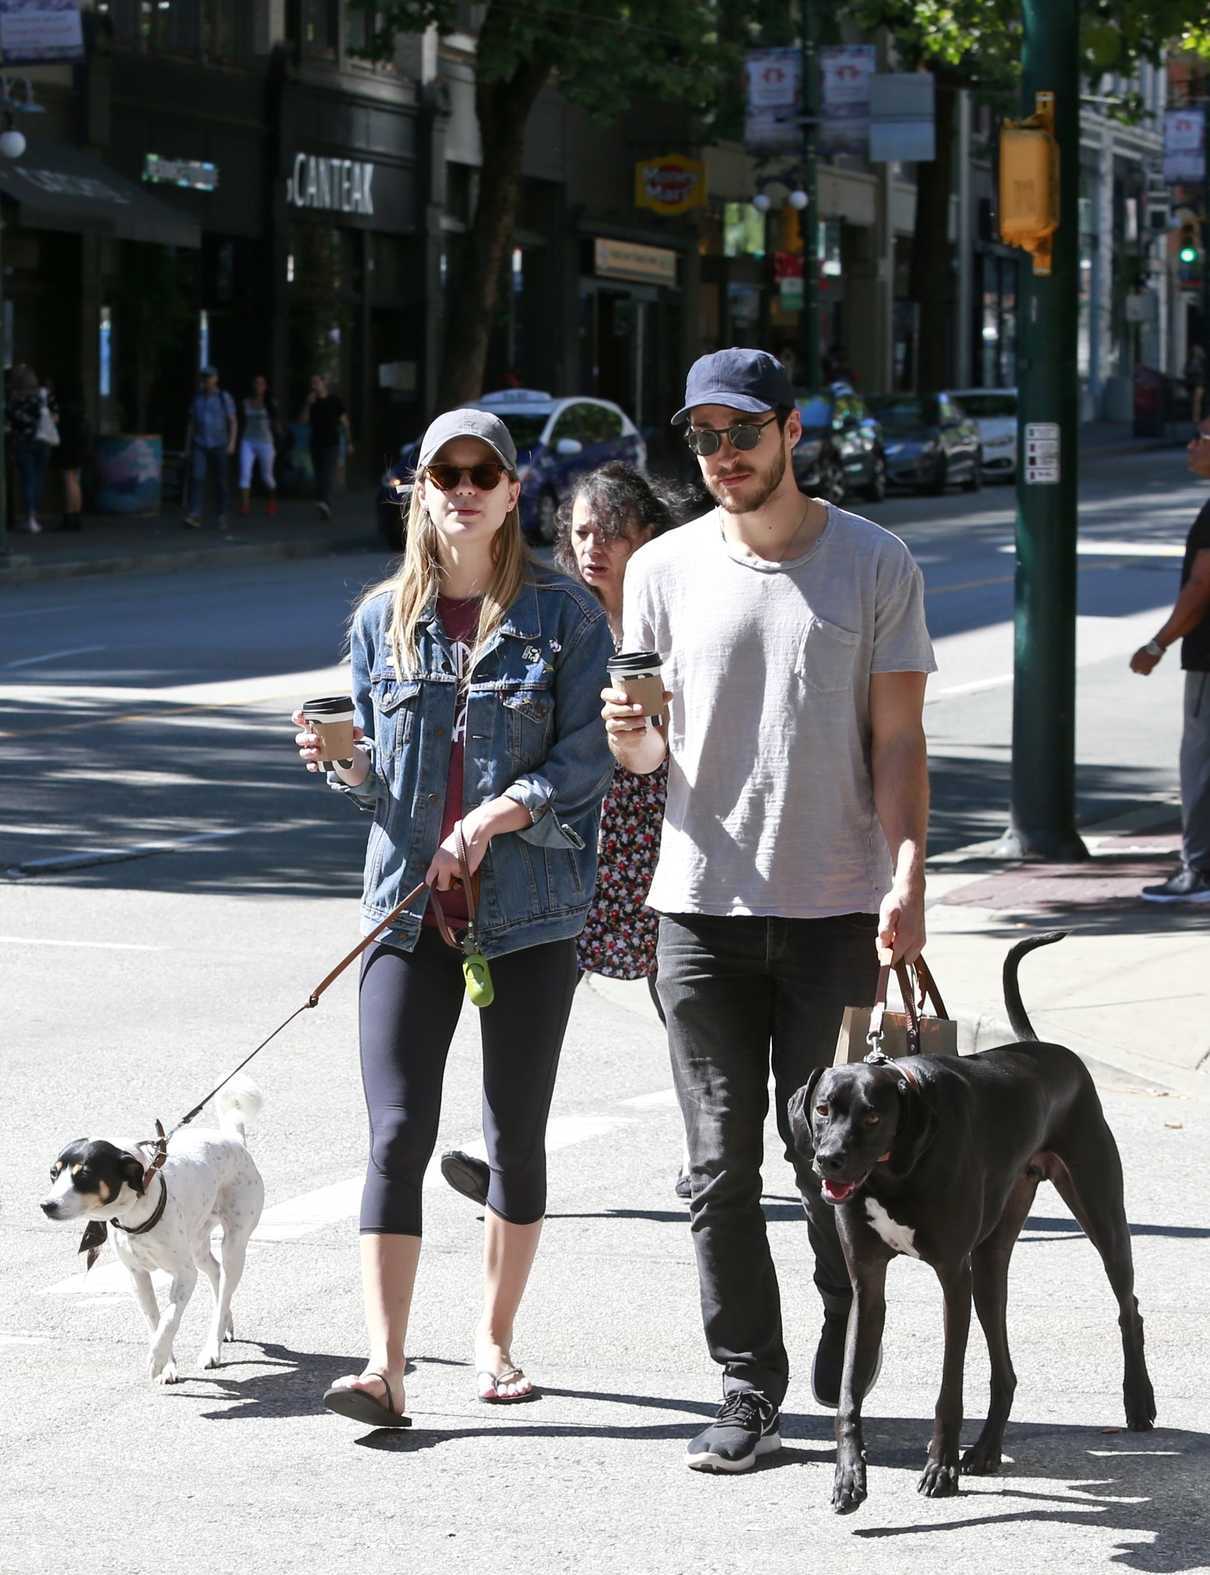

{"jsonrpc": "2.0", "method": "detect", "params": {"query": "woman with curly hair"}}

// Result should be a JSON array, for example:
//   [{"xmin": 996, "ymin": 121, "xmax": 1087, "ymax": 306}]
[{"xmin": 441, "ymin": 461, "xmax": 690, "ymax": 1204}]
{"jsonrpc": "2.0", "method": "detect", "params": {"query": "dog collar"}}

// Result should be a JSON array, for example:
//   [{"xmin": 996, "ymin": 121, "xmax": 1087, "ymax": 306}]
[{"xmin": 78, "ymin": 1174, "xmax": 168, "ymax": 1271}]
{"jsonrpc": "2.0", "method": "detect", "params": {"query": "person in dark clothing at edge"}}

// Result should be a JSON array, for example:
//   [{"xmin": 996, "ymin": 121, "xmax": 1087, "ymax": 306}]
[
  {"xmin": 1130, "ymin": 424, "xmax": 1210, "ymax": 902},
  {"xmin": 302, "ymin": 372, "xmax": 353, "ymax": 519}
]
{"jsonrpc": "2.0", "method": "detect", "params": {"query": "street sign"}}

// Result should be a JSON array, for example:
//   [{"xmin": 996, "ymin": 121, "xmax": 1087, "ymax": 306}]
[
  {"xmin": 1023, "ymin": 420, "xmax": 1060, "ymax": 484},
  {"xmin": 1163, "ymin": 108, "xmax": 1204, "ymax": 184},
  {"xmin": 869, "ymin": 74, "xmax": 936, "ymax": 163},
  {"xmin": 744, "ymin": 48, "xmax": 801, "ymax": 153}
]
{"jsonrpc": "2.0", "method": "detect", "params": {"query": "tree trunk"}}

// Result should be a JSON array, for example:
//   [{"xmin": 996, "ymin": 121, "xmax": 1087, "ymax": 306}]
[
  {"xmin": 908, "ymin": 80, "xmax": 957, "ymax": 391},
  {"xmin": 437, "ymin": 58, "xmax": 552, "ymax": 408}
]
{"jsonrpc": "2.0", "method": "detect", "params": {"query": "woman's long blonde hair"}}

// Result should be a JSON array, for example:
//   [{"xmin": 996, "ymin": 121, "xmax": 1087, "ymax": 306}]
[{"xmin": 357, "ymin": 470, "xmax": 529, "ymax": 678}]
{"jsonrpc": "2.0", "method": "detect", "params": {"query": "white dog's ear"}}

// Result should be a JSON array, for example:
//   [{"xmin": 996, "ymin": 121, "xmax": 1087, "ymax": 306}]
[{"xmin": 121, "ymin": 1153, "xmax": 147, "ymax": 1195}]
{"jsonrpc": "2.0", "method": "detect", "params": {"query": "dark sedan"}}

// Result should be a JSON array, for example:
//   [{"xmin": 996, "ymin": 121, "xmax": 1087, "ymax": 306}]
[
  {"xmin": 866, "ymin": 392, "xmax": 982, "ymax": 494},
  {"xmin": 792, "ymin": 384, "xmax": 886, "ymax": 506}
]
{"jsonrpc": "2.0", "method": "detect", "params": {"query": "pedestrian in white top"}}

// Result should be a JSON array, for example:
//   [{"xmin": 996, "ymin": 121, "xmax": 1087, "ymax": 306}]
[{"xmin": 602, "ymin": 348, "xmax": 936, "ymax": 1475}]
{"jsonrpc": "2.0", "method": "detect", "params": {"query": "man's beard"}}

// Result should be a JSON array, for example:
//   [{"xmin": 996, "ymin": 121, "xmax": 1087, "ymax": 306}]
[{"xmin": 705, "ymin": 442, "xmax": 787, "ymax": 514}]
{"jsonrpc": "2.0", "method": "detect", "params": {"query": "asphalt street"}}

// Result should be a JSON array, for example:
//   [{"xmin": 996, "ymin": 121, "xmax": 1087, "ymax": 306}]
[{"xmin": 1, "ymin": 451, "xmax": 1207, "ymax": 1574}]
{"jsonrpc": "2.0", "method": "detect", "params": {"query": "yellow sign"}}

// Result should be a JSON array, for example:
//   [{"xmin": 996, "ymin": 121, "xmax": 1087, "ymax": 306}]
[
  {"xmin": 634, "ymin": 153, "xmax": 706, "ymax": 217},
  {"xmin": 595, "ymin": 237, "xmax": 678, "ymax": 287}
]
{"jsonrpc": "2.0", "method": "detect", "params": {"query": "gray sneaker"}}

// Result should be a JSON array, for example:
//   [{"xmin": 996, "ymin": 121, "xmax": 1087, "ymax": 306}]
[
  {"xmin": 1141, "ymin": 867, "xmax": 1210, "ymax": 903},
  {"xmin": 685, "ymin": 1390, "xmax": 781, "ymax": 1473}
]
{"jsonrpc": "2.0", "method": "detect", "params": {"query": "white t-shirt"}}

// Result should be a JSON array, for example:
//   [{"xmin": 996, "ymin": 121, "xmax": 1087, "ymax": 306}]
[{"xmin": 622, "ymin": 503, "xmax": 936, "ymax": 918}]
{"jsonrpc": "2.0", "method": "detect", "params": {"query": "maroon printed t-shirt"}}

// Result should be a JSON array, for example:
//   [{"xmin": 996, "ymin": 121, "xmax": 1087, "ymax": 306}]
[{"xmin": 423, "ymin": 594, "xmax": 480, "ymax": 929}]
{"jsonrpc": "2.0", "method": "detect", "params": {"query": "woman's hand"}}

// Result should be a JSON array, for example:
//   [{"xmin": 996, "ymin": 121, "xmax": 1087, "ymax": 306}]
[
  {"xmin": 425, "ymin": 798, "xmax": 530, "ymax": 889},
  {"xmin": 291, "ymin": 707, "xmax": 366, "ymax": 774}
]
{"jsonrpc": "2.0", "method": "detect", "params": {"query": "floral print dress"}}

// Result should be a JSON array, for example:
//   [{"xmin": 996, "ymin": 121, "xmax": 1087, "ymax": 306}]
[{"xmin": 577, "ymin": 757, "xmax": 668, "ymax": 980}]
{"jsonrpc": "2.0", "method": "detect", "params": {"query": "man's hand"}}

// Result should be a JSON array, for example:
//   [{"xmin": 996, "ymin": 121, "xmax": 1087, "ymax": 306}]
[
  {"xmin": 601, "ymin": 685, "xmax": 670, "ymax": 775},
  {"xmin": 876, "ymin": 880, "xmax": 925, "ymax": 966},
  {"xmin": 1129, "ymin": 645, "xmax": 1162, "ymax": 676}
]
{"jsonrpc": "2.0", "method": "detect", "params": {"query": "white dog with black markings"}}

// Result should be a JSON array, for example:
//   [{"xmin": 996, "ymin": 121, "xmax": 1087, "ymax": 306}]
[{"xmin": 40, "ymin": 1080, "xmax": 265, "ymax": 1384}]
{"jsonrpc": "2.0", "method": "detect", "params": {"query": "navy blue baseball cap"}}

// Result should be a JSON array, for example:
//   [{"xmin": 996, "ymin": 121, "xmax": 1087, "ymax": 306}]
[{"xmin": 672, "ymin": 348, "xmax": 795, "ymax": 426}]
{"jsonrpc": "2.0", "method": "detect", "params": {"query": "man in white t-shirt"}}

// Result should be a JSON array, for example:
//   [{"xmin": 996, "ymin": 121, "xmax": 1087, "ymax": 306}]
[{"xmin": 603, "ymin": 348, "xmax": 935, "ymax": 1474}]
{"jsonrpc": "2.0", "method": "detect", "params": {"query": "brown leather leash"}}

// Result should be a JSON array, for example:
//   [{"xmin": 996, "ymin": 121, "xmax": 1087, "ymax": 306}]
[{"xmin": 865, "ymin": 953, "xmax": 949, "ymax": 1061}]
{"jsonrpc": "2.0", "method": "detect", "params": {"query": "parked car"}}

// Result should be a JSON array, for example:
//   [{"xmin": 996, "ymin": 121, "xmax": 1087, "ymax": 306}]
[
  {"xmin": 378, "ymin": 389, "xmax": 646, "ymax": 549},
  {"xmin": 792, "ymin": 384, "xmax": 886, "ymax": 505},
  {"xmin": 865, "ymin": 391, "xmax": 982, "ymax": 494},
  {"xmin": 948, "ymin": 386, "xmax": 1017, "ymax": 479}
]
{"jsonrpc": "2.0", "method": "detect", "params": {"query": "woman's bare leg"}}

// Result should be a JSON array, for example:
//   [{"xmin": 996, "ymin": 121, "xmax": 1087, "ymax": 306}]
[
  {"xmin": 476, "ymin": 1212, "xmax": 542, "ymax": 1398},
  {"xmin": 329, "ymin": 1232, "xmax": 420, "ymax": 1411}
]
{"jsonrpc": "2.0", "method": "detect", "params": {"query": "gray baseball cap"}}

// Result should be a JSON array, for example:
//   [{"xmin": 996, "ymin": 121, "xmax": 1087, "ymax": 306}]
[{"xmin": 417, "ymin": 407, "xmax": 517, "ymax": 471}]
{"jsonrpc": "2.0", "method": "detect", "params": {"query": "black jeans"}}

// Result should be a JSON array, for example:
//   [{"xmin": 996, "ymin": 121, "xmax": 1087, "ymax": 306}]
[
  {"xmin": 358, "ymin": 929, "xmax": 579, "ymax": 1235},
  {"xmin": 656, "ymin": 911, "xmax": 879, "ymax": 1406},
  {"xmin": 314, "ymin": 443, "xmax": 340, "ymax": 508}
]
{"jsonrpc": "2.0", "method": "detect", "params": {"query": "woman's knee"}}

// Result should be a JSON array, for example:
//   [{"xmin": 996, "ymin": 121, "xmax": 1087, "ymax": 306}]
[{"xmin": 368, "ymin": 1111, "xmax": 435, "ymax": 1186}]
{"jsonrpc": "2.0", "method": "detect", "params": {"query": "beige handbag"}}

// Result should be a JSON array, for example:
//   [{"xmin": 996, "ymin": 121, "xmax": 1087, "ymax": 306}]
[{"xmin": 833, "ymin": 954, "xmax": 958, "ymax": 1065}]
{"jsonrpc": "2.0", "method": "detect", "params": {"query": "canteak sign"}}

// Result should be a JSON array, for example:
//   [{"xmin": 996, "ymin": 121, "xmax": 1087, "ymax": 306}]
[{"xmin": 287, "ymin": 152, "xmax": 375, "ymax": 216}]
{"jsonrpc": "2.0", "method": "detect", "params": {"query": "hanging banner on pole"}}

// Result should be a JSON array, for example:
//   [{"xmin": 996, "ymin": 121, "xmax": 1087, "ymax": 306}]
[
  {"xmin": 1163, "ymin": 108, "xmax": 1204, "ymax": 184},
  {"xmin": 744, "ymin": 48, "xmax": 801, "ymax": 153},
  {"xmin": 820, "ymin": 45, "xmax": 876, "ymax": 158},
  {"xmin": 0, "ymin": 0, "xmax": 83, "ymax": 63}
]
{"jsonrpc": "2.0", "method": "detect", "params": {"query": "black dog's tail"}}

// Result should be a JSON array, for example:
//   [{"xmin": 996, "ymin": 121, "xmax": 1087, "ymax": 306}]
[{"xmin": 1003, "ymin": 931, "xmax": 1067, "ymax": 1040}]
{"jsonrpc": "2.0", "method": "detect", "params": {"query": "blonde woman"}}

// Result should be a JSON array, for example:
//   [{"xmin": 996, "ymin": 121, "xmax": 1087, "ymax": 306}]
[{"xmin": 292, "ymin": 409, "xmax": 614, "ymax": 1427}]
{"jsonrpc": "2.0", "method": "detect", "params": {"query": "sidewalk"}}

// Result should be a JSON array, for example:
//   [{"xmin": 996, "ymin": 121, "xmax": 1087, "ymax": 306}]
[
  {"xmin": 590, "ymin": 801, "xmax": 1209, "ymax": 1101},
  {"xmin": 0, "ymin": 485, "xmax": 385, "ymax": 585}
]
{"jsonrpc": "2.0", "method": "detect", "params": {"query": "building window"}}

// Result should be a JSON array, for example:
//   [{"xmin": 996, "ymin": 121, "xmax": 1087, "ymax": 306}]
[{"xmin": 297, "ymin": 0, "xmax": 339, "ymax": 58}]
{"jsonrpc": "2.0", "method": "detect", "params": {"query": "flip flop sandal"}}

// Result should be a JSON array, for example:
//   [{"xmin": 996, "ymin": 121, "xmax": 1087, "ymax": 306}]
[
  {"xmin": 323, "ymin": 1367, "xmax": 411, "ymax": 1428},
  {"xmin": 477, "ymin": 1365, "xmax": 538, "ymax": 1405}
]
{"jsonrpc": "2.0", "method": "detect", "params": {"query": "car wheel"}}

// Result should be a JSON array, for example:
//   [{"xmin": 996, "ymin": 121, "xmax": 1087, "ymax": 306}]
[
  {"xmin": 863, "ymin": 453, "xmax": 887, "ymax": 503},
  {"xmin": 820, "ymin": 454, "xmax": 846, "ymax": 505},
  {"xmin": 962, "ymin": 452, "xmax": 983, "ymax": 493},
  {"xmin": 536, "ymin": 489, "xmax": 559, "ymax": 544},
  {"xmin": 924, "ymin": 458, "xmax": 948, "ymax": 496}
]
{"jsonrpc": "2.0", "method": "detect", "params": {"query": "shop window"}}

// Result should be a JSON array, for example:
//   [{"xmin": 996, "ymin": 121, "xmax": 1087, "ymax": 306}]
[
  {"xmin": 723, "ymin": 202, "xmax": 766, "ymax": 260},
  {"xmin": 297, "ymin": 0, "xmax": 339, "ymax": 57},
  {"xmin": 201, "ymin": 0, "xmax": 249, "ymax": 62}
]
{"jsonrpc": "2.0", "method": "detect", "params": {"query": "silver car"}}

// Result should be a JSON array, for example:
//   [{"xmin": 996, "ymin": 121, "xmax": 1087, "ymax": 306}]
[{"xmin": 948, "ymin": 387, "xmax": 1017, "ymax": 480}]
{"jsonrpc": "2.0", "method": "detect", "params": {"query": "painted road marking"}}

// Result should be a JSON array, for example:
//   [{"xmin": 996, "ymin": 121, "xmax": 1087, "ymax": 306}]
[
  {"xmin": 44, "ymin": 1108, "xmax": 650, "ymax": 1299},
  {"xmin": 3, "ymin": 645, "xmax": 108, "ymax": 670},
  {"xmin": 0, "ymin": 935, "xmax": 166, "ymax": 951}
]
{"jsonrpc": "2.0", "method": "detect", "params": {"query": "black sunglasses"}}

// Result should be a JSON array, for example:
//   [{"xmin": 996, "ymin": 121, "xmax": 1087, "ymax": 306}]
[
  {"xmin": 425, "ymin": 461, "xmax": 509, "ymax": 492},
  {"xmin": 684, "ymin": 414, "xmax": 778, "ymax": 457}
]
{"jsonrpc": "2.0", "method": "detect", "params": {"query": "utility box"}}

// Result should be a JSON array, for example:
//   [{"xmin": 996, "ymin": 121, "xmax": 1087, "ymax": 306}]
[{"xmin": 998, "ymin": 92, "xmax": 1059, "ymax": 274}]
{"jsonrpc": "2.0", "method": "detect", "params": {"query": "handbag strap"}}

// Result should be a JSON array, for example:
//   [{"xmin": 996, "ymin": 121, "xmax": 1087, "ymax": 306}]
[
  {"xmin": 912, "ymin": 953, "xmax": 950, "ymax": 1020},
  {"xmin": 428, "ymin": 825, "xmax": 480, "ymax": 955}
]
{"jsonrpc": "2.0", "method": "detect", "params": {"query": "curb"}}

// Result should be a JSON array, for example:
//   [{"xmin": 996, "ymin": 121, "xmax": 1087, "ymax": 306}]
[{"xmin": 0, "ymin": 530, "xmax": 383, "ymax": 585}]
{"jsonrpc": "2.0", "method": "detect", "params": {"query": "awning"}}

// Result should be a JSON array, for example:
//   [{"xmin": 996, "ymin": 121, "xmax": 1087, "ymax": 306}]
[{"xmin": 0, "ymin": 141, "xmax": 200, "ymax": 248}]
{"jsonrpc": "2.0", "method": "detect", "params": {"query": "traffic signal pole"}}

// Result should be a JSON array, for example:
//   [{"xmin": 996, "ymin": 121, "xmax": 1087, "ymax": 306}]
[
  {"xmin": 798, "ymin": 0, "xmax": 821, "ymax": 390},
  {"xmin": 995, "ymin": 0, "xmax": 1088, "ymax": 861}
]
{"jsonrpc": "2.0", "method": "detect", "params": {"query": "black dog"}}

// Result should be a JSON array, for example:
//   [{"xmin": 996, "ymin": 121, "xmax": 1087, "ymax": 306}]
[{"xmin": 787, "ymin": 932, "xmax": 1155, "ymax": 1515}]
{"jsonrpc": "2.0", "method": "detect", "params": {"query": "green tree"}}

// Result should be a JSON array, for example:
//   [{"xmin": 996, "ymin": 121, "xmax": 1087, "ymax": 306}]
[
  {"xmin": 354, "ymin": 0, "xmax": 774, "ymax": 406},
  {"xmin": 847, "ymin": 0, "xmax": 1210, "ymax": 388}
]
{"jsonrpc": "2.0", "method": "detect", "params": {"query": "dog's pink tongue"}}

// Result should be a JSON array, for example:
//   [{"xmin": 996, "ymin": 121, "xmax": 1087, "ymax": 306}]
[{"xmin": 824, "ymin": 1179, "xmax": 857, "ymax": 1203}]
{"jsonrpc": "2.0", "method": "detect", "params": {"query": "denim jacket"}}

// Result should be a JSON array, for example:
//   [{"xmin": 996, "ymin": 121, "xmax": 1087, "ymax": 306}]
[{"xmin": 332, "ymin": 567, "xmax": 615, "ymax": 958}]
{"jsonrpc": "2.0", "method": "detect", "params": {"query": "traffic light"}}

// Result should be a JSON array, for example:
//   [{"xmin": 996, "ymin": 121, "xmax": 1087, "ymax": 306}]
[
  {"xmin": 1178, "ymin": 220, "xmax": 1200, "ymax": 267},
  {"xmin": 998, "ymin": 92, "xmax": 1059, "ymax": 275}
]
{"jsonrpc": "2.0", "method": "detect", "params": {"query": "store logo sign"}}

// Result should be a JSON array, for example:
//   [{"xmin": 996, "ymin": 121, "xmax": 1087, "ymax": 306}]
[
  {"xmin": 287, "ymin": 153, "xmax": 375, "ymax": 216},
  {"xmin": 634, "ymin": 154, "xmax": 705, "ymax": 216}
]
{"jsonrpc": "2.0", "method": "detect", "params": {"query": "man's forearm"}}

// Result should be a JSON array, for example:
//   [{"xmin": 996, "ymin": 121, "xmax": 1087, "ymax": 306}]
[{"xmin": 872, "ymin": 728, "xmax": 929, "ymax": 889}]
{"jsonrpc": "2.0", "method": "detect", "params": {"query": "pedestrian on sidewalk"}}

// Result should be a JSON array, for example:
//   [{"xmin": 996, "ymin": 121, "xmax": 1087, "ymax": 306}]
[
  {"xmin": 291, "ymin": 407, "xmax": 613, "ymax": 1428},
  {"xmin": 183, "ymin": 367, "xmax": 236, "ymax": 529},
  {"xmin": 7, "ymin": 364, "xmax": 58, "ymax": 534},
  {"xmin": 237, "ymin": 374, "xmax": 279, "ymax": 517},
  {"xmin": 52, "ymin": 377, "xmax": 88, "ymax": 533},
  {"xmin": 1130, "ymin": 424, "xmax": 1210, "ymax": 903},
  {"xmin": 301, "ymin": 372, "xmax": 352, "ymax": 520},
  {"xmin": 439, "ymin": 460, "xmax": 687, "ymax": 1212},
  {"xmin": 603, "ymin": 348, "xmax": 935, "ymax": 1474}
]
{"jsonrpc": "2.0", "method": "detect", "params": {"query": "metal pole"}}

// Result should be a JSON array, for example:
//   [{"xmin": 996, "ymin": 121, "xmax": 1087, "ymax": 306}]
[
  {"xmin": 0, "ymin": 207, "xmax": 7, "ymax": 562},
  {"xmin": 1203, "ymin": 96, "xmax": 1210, "ymax": 382},
  {"xmin": 995, "ymin": 0, "xmax": 1088, "ymax": 861},
  {"xmin": 799, "ymin": 0, "xmax": 821, "ymax": 388}
]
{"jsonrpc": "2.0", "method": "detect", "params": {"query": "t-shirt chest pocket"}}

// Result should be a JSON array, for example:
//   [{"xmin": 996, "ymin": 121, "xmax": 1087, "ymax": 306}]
[
  {"xmin": 797, "ymin": 615, "xmax": 860, "ymax": 694},
  {"xmin": 371, "ymin": 676, "xmax": 421, "ymax": 752},
  {"xmin": 502, "ymin": 686, "xmax": 554, "ymax": 766}
]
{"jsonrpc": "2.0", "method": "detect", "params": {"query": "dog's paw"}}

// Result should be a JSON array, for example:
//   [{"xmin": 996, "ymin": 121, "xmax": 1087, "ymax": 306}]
[
  {"xmin": 150, "ymin": 1360, "xmax": 179, "ymax": 1386},
  {"xmin": 223, "ymin": 1316, "xmax": 235, "ymax": 1343},
  {"xmin": 917, "ymin": 1457, "xmax": 960, "ymax": 1497},
  {"xmin": 1125, "ymin": 1378, "xmax": 1156, "ymax": 1431},
  {"xmin": 832, "ymin": 1450, "xmax": 868, "ymax": 1515},
  {"xmin": 960, "ymin": 1439, "xmax": 1002, "ymax": 1475},
  {"xmin": 198, "ymin": 1344, "xmax": 221, "ymax": 1371}
]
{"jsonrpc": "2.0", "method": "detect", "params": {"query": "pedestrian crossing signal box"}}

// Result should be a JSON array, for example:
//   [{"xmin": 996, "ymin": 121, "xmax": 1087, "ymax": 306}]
[{"xmin": 998, "ymin": 91, "xmax": 1059, "ymax": 276}]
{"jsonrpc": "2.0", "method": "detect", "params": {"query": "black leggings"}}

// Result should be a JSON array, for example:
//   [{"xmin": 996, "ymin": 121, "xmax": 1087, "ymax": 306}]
[{"xmin": 358, "ymin": 928, "xmax": 579, "ymax": 1235}]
